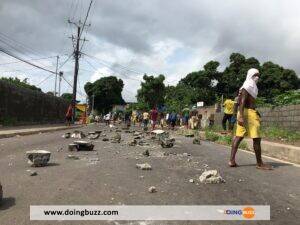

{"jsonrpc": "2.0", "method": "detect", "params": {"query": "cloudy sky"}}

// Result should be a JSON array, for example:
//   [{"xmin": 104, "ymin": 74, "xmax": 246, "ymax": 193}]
[{"xmin": 0, "ymin": 0, "xmax": 299, "ymax": 102}]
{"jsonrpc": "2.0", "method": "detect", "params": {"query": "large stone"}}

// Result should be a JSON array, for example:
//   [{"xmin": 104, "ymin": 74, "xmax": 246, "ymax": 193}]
[
  {"xmin": 62, "ymin": 132, "xmax": 71, "ymax": 138},
  {"xmin": 193, "ymin": 138, "xmax": 201, "ymax": 145},
  {"xmin": 161, "ymin": 138, "xmax": 175, "ymax": 148},
  {"xmin": 88, "ymin": 133, "xmax": 100, "ymax": 140},
  {"xmin": 199, "ymin": 170, "xmax": 225, "ymax": 184},
  {"xmin": 136, "ymin": 163, "xmax": 152, "ymax": 170},
  {"xmin": 142, "ymin": 150, "xmax": 150, "ymax": 157},
  {"xmin": 68, "ymin": 143, "xmax": 78, "ymax": 151},
  {"xmin": 111, "ymin": 133, "xmax": 121, "ymax": 143},
  {"xmin": 71, "ymin": 131, "xmax": 86, "ymax": 139},
  {"xmin": 148, "ymin": 186, "xmax": 156, "ymax": 193},
  {"xmin": 73, "ymin": 141, "xmax": 94, "ymax": 151},
  {"xmin": 26, "ymin": 150, "xmax": 51, "ymax": 167},
  {"xmin": 128, "ymin": 139, "xmax": 137, "ymax": 146}
]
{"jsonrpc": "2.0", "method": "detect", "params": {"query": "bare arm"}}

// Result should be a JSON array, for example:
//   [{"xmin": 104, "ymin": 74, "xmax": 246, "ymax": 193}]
[{"xmin": 238, "ymin": 89, "xmax": 248, "ymax": 126}]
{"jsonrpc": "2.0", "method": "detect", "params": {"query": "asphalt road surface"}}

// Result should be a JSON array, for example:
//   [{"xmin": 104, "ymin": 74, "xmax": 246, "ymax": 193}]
[{"xmin": 0, "ymin": 124, "xmax": 299, "ymax": 225}]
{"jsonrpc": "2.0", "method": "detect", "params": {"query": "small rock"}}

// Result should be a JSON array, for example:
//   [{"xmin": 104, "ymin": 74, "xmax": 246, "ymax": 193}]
[
  {"xmin": 148, "ymin": 186, "xmax": 156, "ymax": 193},
  {"xmin": 136, "ymin": 163, "xmax": 152, "ymax": 170},
  {"xmin": 139, "ymin": 175, "xmax": 144, "ymax": 179},
  {"xmin": 29, "ymin": 171, "xmax": 38, "ymax": 176},
  {"xmin": 142, "ymin": 150, "xmax": 150, "ymax": 157},
  {"xmin": 66, "ymin": 155, "xmax": 80, "ymax": 160},
  {"xmin": 182, "ymin": 153, "xmax": 191, "ymax": 157},
  {"xmin": 193, "ymin": 138, "xmax": 201, "ymax": 145},
  {"xmin": 102, "ymin": 138, "xmax": 109, "ymax": 141},
  {"xmin": 187, "ymin": 158, "xmax": 191, "ymax": 162},
  {"xmin": 189, "ymin": 179, "xmax": 194, "ymax": 183},
  {"xmin": 199, "ymin": 170, "xmax": 225, "ymax": 184},
  {"xmin": 128, "ymin": 139, "xmax": 137, "ymax": 146},
  {"xmin": 62, "ymin": 133, "xmax": 71, "ymax": 138}
]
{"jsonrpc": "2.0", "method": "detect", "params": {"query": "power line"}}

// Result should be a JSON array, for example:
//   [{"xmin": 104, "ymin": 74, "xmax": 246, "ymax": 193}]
[
  {"xmin": 58, "ymin": 53, "xmax": 74, "ymax": 69},
  {"xmin": 79, "ymin": 0, "xmax": 93, "ymax": 40},
  {"xmin": 37, "ymin": 74, "xmax": 53, "ymax": 86},
  {"xmin": 0, "ymin": 47, "xmax": 56, "ymax": 74},
  {"xmin": 0, "ymin": 55, "xmax": 63, "ymax": 66}
]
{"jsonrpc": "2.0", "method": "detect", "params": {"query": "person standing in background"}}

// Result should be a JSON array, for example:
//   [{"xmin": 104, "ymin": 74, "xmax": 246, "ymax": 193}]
[{"xmin": 222, "ymin": 98, "xmax": 235, "ymax": 131}]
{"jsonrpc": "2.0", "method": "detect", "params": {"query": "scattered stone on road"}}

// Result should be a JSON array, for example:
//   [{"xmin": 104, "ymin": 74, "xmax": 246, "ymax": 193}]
[
  {"xmin": 111, "ymin": 133, "xmax": 121, "ymax": 143},
  {"xmin": 128, "ymin": 139, "xmax": 137, "ymax": 146},
  {"xmin": 73, "ymin": 141, "xmax": 94, "ymax": 151},
  {"xmin": 193, "ymin": 138, "xmax": 201, "ymax": 145},
  {"xmin": 142, "ymin": 150, "xmax": 150, "ymax": 157},
  {"xmin": 148, "ymin": 186, "xmax": 157, "ymax": 193},
  {"xmin": 199, "ymin": 170, "xmax": 225, "ymax": 184},
  {"xmin": 68, "ymin": 143, "xmax": 78, "ymax": 152},
  {"xmin": 71, "ymin": 131, "xmax": 86, "ymax": 139},
  {"xmin": 189, "ymin": 179, "xmax": 194, "ymax": 183},
  {"xmin": 26, "ymin": 150, "xmax": 51, "ymax": 167},
  {"xmin": 102, "ymin": 138, "xmax": 109, "ymax": 141},
  {"xmin": 182, "ymin": 153, "xmax": 191, "ymax": 157},
  {"xmin": 138, "ymin": 140, "xmax": 149, "ymax": 146},
  {"xmin": 136, "ymin": 163, "xmax": 152, "ymax": 170},
  {"xmin": 28, "ymin": 170, "xmax": 38, "ymax": 176},
  {"xmin": 66, "ymin": 155, "xmax": 80, "ymax": 160},
  {"xmin": 62, "ymin": 133, "xmax": 71, "ymax": 138}
]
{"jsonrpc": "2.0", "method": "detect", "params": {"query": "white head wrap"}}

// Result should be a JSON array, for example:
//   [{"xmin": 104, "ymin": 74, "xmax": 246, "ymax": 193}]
[{"xmin": 240, "ymin": 68, "xmax": 259, "ymax": 99}]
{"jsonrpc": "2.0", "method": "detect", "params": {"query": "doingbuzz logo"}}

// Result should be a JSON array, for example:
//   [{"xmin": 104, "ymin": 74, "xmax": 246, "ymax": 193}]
[{"xmin": 224, "ymin": 207, "xmax": 255, "ymax": 219}]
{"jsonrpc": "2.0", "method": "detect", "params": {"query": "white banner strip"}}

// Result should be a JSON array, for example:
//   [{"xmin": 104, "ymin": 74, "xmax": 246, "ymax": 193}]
[{"xmin": 30, "ymin": 205, "xmax": 270, "ymax": 221}]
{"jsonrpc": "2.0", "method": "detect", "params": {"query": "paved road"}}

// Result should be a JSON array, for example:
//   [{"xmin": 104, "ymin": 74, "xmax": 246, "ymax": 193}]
[{"xmin": 0, "ymin": 124, "xmax": 299, "ymax": 225}]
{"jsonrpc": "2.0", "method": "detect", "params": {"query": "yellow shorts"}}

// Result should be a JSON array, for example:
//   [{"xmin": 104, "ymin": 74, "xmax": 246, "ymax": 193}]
[{"xmin": 236, "ymin": 108, "xmax": 261, "ymax": 138}]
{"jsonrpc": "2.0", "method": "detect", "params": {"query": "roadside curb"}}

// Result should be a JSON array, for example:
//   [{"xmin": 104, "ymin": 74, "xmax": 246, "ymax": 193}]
[
  {"xmin": 198, "ymin": 131, "xmax": 300, "ymax": 164},
  {"xmin": 0, "ymin": 125, "xmax": 83, "ymax": 139}
]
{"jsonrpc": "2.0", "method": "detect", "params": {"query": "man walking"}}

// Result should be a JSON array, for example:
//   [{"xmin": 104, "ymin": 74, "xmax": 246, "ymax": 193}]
[
  {"xmin": 150, "ymin": 107, "xmax": 158, "ymax": 130},
  {"xmin": 229, "ymin": 68, "xmax": 272, "ymax": 170},
  {"xmin": 222, "ymin": 98, "xmax": 235, "ymax": 131}
]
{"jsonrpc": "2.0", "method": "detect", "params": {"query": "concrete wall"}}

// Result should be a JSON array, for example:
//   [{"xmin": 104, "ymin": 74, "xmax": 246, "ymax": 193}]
[
  {"xmin": 198, "ymin": 104, "xmax": 300, "ymax": 131},
  {"xmin": 0, "ymin": 80, "xmax": 69, "ymax": 125}
]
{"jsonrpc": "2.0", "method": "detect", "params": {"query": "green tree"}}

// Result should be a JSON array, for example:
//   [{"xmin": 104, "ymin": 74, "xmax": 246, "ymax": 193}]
[
  {"xmin": 0, "ymin": 77, "xmax": 41, "ymax": 92},
  {"xmin": 84, "ymin": 76, "xmax": 125, "ymax": 113},
  {"xmin": 61, "ymin": 93, "xmax": 73, "ymax": 103},
  {"xmin": 137, "ymin": 74, "xmax": 166, "ymax": 109}
]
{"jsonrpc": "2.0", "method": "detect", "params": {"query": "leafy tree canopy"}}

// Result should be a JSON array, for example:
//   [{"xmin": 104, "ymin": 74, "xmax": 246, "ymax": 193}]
[
  {"xmin": 61, "ymin": 93, "xmax": 73, "ymax": 103},
  {"xmin": 136, "ymin": 74, "xmax": 166, "ymax": 109},
  {"xmin": 0, "ymin": 77, "xmax": 41, "ymax": 92},
  {"xmin": 84, "ymin": 76, "xmax": 125, "ymax": 113}
]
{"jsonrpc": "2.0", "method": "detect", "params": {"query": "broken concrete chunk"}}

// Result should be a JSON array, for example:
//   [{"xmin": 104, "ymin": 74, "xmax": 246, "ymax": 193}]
[
  {"xmin": 142, "ymin": 150, "xmax": 150, "ymax": 157},
  {"xmin": 189, "ymin": 179, "xmax": 194, "ymax": 183},
  {"xmin": 68, "ymin": 143, "xmax": 78, "ymax": 152},
  {"xmin": 26, "ymin": 150, "xmax": 51, "ymax": 167},
  {"xmin": 148, "ymin": 186, "xmax": 157, "ymax": 193},
  {"xmin": 62, "ymin": 132, "xmax": 71, "ymax": 138},
  {"xmin": 66, "ymin": 155, "xmax": 80, "ymax": 160},
  {"xmin": 199, "ymin": 170, "xmax": 225, "ymax": 184},
  {"xmin": 73, "ymin": 141, "xmax": 94, "ymax": 151},
  {"xmin": 136, "ymin": 163, "xmax": 152, "ymax": 170},
  {"xmin": 71, "ymin": 131, "xmax": 86, "ymax": 139},
  {"xmin": 111, "ymin": 133, "xmax": 121, "ymax": 143},
  {"xmin": 193, "ymin": 138, "xmax": 201, "ymax": 145},
  {"xmin": 29, "ymin": 171, "xmax": 38, "ymax": 176},
  {"xmin": 138, "ymin": 140, "xmax": 149, "ymax": 146},
  {"xmin": 160, "ymin": 138, "xmax": 175, "ymax": 148},
  {"xmin": 102, "ymin": 138, "xmax": 109, "ymax": 141},
  {"xmin": 128, "ymin": 139, "xmax": 137, "ymax": 146}
]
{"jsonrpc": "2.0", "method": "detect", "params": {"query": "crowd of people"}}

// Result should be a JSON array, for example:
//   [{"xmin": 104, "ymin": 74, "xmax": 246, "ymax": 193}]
[{"xmin": 97, "ymin": 107, "xmax": 209, "ymax": 131}]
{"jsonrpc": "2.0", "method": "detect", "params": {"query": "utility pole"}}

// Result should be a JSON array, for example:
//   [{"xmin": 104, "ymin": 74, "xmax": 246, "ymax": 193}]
[
  {"xmin": 58, "ymin": 71, "xmax": 63, "ymax": 96},
  {"xmin": 54, "ymin": 55, "xmax": 59, "ymax": 96},
  {"xmin": 67, "ymin": 0, "xmax": 93, "ymax": 123},
  {"xmin": 92, "ymin": 94, "xmax": 95, "ymax": 114}
]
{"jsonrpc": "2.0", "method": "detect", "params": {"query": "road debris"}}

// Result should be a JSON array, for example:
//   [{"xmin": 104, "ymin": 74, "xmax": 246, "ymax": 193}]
[
  {"xmin": 68, "ymin": 143, "xmax": 78, "ymax": 151},
  {"xmin": 27, "ymin": 170, "xmax": 38, "ymax": 176},
  {"xmin": 136, "ymin": 163, "xmax": 152, "ymax": 170},
  {"xmin": 128, "ymin": 139, "xmax": 137, "ymax": 146},
  {"xmin": 182, "ymin": 153, "xmax": 191, "ymax": 157},
  {"xmin": 142, "ymin": 150, "xmax": 150, "ymax": 157},
  {"xmin": 26, "ymin": 150, "xmax": 51, "ymax": 167},
  {"xmin": 148, "ymin": 186, "xmax": 157, "ymax": 193},
  {"xmin": 102, "ymin": 138, "xmax": 109, "ymax": 141},
  {"xmin": 193, "ymin": 138, "xmax": 201, "ymax": 145},
  {"xmin": 111, "ymin": 133, "xmax": 121, "ymax": 143},
  {"xmin": 87, "ymin": 132, "xmax": 100, "ymax": 140},
  {"xmin": 199, "ymin": 170, "xmax": 225, "ymax": 184},
  {"xmin": 138, "ymin": 140, "xmax": 150, "ymax": 146},
  {"xmin": 71, "ymin": 130, "xmax": 86, "ymax": 139},
  {"xmin": 66, "ymin": 155, "xmax": 80, "ymax": 160},
  {"xmin": 62, "ymin": 132, "xmax": 71, "ymax": 138},
  {"xmin": 73, "ymin": 141, "xmax": 94, "ymax": 151},
  {"xmin": 189, "ymin": 179, "xmax": 194, "ymax": 183}
]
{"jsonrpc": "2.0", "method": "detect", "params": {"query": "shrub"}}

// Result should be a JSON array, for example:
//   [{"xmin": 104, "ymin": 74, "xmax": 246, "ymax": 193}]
[{"xmin": 205, "ymin": 130, "xmax": 219, "ymax": 142}]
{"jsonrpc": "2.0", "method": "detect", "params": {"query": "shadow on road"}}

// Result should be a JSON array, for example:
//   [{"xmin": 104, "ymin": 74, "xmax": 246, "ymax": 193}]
[
  {"xmin": 239, "ymin": 162, "xmax": 291, "ymax": 168},
  {"xmin": 47, "ymin": 162, "xmax": 60, "ymax": 167},
  {"xmin": 0, "ymin": 197, "xmax": 15, "ymax": 211}
]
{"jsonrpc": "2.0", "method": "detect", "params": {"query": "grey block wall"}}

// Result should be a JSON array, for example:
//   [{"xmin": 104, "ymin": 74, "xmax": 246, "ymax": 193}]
[
  {"xmin": 0, "ymin": 80, "xmax": 69, "ymax": 125},
  {"xmin": 203, "ymin": 104, "xmax": 300, "ymax": 131}
]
